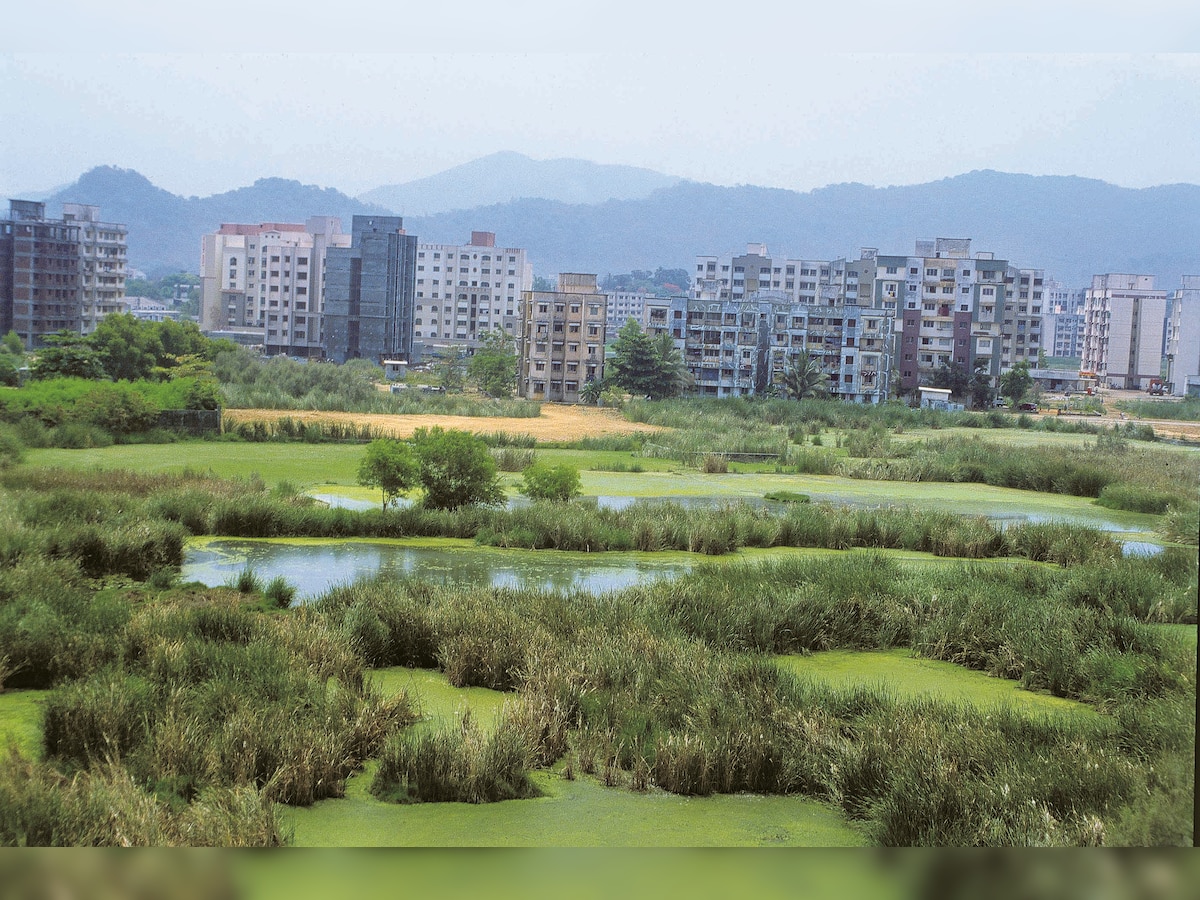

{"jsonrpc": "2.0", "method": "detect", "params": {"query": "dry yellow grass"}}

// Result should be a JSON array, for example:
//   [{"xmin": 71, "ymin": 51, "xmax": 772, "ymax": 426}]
[{"xmin": 223, "ymin": 404, "xmax": 666, "ymax": 442}]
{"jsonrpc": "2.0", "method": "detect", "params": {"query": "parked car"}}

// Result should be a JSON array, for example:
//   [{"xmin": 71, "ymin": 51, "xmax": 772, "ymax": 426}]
[{"xmin": 1017, "ymin": 402, "xmax": 1039, "ymax": 412}]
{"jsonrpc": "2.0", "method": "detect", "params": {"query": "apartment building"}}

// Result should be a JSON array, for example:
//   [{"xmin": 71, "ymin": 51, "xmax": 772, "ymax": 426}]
[
  {"xmin": 1165, "ymin": 275, "xmax": 1200, "ymax": 396},
  {"xmin": 1, "ymin": 200, "xmax": 83, "ymax": 348},
  {"xmin": 875, "ymin": 239, "xmax": 1011, "ymax": 395},
  {"xmin": 62, "ymin": 203, "xmax": 128, "ymax": 335},
  {"xmin": 693, "ymin": 244, "xmax": 848, "ymax": 307},
  {"xmin": 412, "ymin": 231, "xmax": 531, "ymax": 354},
  {"xmin": 605, "ymin": 290, "xmax": 658, "ymax": 333},
  {"xmin": 518, "ymin": 273, "xmax": 606, "ymax": 403},
  {"xmin": 664, "ymin": 293, "xmax": 891, "ymax": 402},
  {"xmin": 1081, "ymin": 274, "xmax": 1168, "ymax": 389},
  {"xmin": 200, "ymin": 217, "xmax": 350, "ymax": 357},
  {"xmin": 1041, "ymin": 281, "xmax": 1087, "ymax": 360},
  {"xmin": 324, "ymin": 216, "xmax": 418, "ymax": 365},
  {"xmin": 1000, "ymin": 266, "xmax": 1047, "ymax": 369}
]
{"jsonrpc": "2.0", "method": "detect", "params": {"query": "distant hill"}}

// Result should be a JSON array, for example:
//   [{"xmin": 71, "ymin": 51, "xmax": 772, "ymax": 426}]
[
  {"xmin": 359, "ymin": 151, "xmax": 682, "ymax": 215},
  {"xmin": 37, "ymin": 164, "xmax": 1200, "ymax": 288},
  {"xmin": 43, "ymin": 167, "xmax": 391, "ymax": 276}
]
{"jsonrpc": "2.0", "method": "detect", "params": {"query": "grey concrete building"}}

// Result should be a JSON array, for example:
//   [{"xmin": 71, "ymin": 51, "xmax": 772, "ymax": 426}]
[
  {"xmin": 518, "ymin": 273, "xmax": 606, "ymax": 402},
  {"xmin": 1, "ymin": 200, "xmax": 83, "ymax": 348},
  {"xmin": 1165, "ymin": 275, "xmax": 1200, "ymax": 396},
  {"xmin": 664, "ymin": 294, "xmax": 892, "ymax": 402},
  {"xmin": 324, "ymin": 215, "xmax": 418, "ymax": 364}
]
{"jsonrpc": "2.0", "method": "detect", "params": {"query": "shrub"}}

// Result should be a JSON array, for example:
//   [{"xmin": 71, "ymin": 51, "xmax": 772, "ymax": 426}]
[
  {"xmin": 519, "ymin": 462, "xmax": 582, "ymax": 501},
  {"xmin": 699, "ymin": 454, "xmax": 728, "ymax": 474}
]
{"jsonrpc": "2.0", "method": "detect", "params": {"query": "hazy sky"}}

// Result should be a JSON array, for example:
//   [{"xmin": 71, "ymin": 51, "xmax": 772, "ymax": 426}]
[{"xmin": 3, "ymin": 2, "xmax": 1199, "ymax": 199}]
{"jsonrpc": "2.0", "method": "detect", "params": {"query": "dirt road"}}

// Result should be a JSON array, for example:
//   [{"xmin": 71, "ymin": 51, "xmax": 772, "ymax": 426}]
[{"xmin": 223, "ymin": 404, "xmax": 666, "ymax": 441}]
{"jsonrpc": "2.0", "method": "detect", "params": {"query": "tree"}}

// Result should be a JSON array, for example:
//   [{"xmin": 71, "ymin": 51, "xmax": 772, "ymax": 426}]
[
  {"xmin": 1, "ymin": 331, "xmax": 23, "ymax": 357},
  {"xmin": 519, "ymin": 462, "xmax": 581, "ymax": 502},
  {"xmin": 357, "ymin": 439, "xmax": 419, "ymax": 510},
  {"xmin": 0, "ymin": 352, "xmax": 19, "ymax": 387},
  {"xmin": 968, "ymin": 359, "xmax": 995, "ymax": 410},
  {"xmin": 432, "ymin": 348, "xmax": 465, "ymax": 393},
  {"xmin": 609, "ymin": 320, "xmax": 685, "ymax": 400},
  {"xmin": 1000, "ymin": 361, "xmax": 1033, "ymax": 406},
  {"xmin": 931, "ymin": 361, "xmax": 970, "ymax": 399},
  {"xmin": 779, "ymin": 350, "xmax": 829, "ymax": 400},
  {"xmin": 578, "ymin": 378, "xmax": 605, "ymax": 406},
  {"xmin": 89, "ymin": 313, "xmax": 163, "ymax": 381},
  {"xmin": 532, "ymin": 275, "xmax": 556, "ymax": 291},
  {"xmin": 411, "ymin": 426, "xmax": 505, "ymax": 510},
  {"xmin": 467, "ymin": 329, "xmax": 517, "ymax": 398},
  {"xmin": 30, "ymin": 331, "xmax": 104, "ymax": 380}
]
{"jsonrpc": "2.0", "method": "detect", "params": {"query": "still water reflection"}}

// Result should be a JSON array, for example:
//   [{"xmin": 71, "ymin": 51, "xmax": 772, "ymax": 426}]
[{"xmin": 183, "ymin": 539, "xmax": 692, "ymax": 601}]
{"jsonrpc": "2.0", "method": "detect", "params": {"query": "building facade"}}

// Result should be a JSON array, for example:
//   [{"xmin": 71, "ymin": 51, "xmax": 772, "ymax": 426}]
[
  {"xmin": 1081, "ymin": 274, "xmax": 1168, "ymax": 389},
  {"xmin": 324, "ymin": 215, "xmax": 418, "ymax": 365},
  {"xmin": 1, "ymin": 200, "xmax": 129, "ymax": 348},
  {"xmin": 412, "ymin": 231, "xmax": 531, "ymax": 355},
  {"xmin": 876, "ymin": 239, "xmax": 1010, "ymax": 396},
  {"xmin": 1041, "ymin": 282, "xmax": 1087, "ymax": 360},
  {"xmin": 692, "ymin": 244, "xmax": 849, "ymax": 307},
  {"xmin": 1, "ymin": 200, "xmax": 82, "ymax": 346},
  {"xmin": 200, "ymin": 217, "xmax": 350, "ymax": 357},
  {"xmin": 664, "ymin": 293, "xmax": 891, "ymax": 402},
  {"xmin": 518, "ymin": 273, "xmax": 606, "ymax": 403},
  {"xmin": 1165, "ymin": 275, "xmax": 1200, "ymax": 396},
  {"xmin": 63, "ymin": 204, "xmax": 128, "ymax": 335}
]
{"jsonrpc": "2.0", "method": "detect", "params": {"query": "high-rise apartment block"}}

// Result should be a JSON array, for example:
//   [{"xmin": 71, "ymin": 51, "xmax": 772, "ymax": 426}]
[
  {"xmin": 1041, "ymin": 282, "xmax": 1087, "ymax": 360},
  {"xmin": 1165, "ymin": 275, "xmax": 1200, "ymax": 396},
  {"xmin": 324, "ymin": 216, "xmax": 418, "ymax": 364},
  {"xmin": 1, "ymin": 200, "xmax": 128, "ymax": 348},
  {"xmin": 1081, "ymin": 274, "xmax": 1168, "ymax": 389},
  {"xmin": 63, "ymin": 204, "xmax": 128, "ymax": 335},
  {"xmin": 693, "ymin": 244, "xmax": 849, "ymax": 307},
  {"xmin": 518, "ymin": 273, "xmax": 606, "ymax": 402},
  {"xmin": 873, "ymin": 239, "xmax": 1014, "ymax": 394},
  {"xmin": 200, "ymin": 217, "xmax": 350, "ymax": 356},
  {"xmin": 665, "ymin": 294, "xmax": 891, "ymax": 402},
  {"xmin": 412, "ymin": 231, "xmax": 531, "ymax": 354},
  {"xmin": 606, "ymin": 290, "xmax": 659, "ymax": 333}
]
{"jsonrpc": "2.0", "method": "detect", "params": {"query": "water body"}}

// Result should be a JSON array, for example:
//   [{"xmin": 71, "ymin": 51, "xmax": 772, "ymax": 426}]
[{"xmin": 183, "ymin": 538, "xmax": 693, "ymax": 601}]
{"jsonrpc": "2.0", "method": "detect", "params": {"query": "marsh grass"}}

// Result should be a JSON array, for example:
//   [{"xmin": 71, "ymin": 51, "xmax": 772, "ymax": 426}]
[{"xmin": 370, "ymin": 711, "xmax": 538, "ymax": 804}]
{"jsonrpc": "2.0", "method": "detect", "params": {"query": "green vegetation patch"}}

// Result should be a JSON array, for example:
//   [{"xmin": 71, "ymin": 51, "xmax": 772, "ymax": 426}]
[
  {"xmin": 0, "ymin": 689, "xmax": 48, "ymax": 759},
  {"xmin": 284, "ymin": 768, "xmax": 867, "ymax": 847},
  {"xmin": 777, "ymin": 649, "xmax": 1096, "ymax": 717}
]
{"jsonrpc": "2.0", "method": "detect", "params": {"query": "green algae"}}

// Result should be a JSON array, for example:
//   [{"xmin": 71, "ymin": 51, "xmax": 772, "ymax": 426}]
[
  {"xmin": 777, "ymin": 648, "xmax": 1098, "ymax": 717},
  {"xmin": 283, "ymin": 666, "xmax": 867, "ymax": 847}
]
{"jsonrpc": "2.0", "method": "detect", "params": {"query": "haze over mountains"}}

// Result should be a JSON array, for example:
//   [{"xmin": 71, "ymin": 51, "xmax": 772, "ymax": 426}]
[{"xmin": 29, "ymin": 154, "xmax": 1200, "ymax": 289}]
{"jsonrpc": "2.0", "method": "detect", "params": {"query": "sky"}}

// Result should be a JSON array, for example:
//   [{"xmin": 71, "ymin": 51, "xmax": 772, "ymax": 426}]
[{"xmin": 2, "ymin": 2, "xmax": 1199, "ymax": 200}]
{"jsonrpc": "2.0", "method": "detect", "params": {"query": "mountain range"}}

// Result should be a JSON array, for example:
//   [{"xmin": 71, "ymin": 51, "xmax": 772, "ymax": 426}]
[{"xmin": 29, "ymin": 157, "xmax": 1200, "ymax": 289}]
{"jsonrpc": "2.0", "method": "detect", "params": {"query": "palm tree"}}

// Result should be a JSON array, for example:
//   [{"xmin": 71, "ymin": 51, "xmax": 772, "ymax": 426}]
[
  {"xmin": 780, "ymin": 350, "xmax": 829, "ymax": 400},
  {"xmin": 579, "ymin": 378, "xmax": 604, "ymax": 406}
]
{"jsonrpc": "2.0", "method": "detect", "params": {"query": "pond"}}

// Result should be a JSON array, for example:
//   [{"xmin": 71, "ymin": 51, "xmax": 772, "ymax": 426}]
[{"xmin": 182, "ymin": 537, "xmax": 694, "ymax": 601}]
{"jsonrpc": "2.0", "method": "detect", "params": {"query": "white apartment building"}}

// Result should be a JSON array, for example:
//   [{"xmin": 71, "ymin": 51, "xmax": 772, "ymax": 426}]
[
  {"xmin": 1041, "ymin": 281, "xmax": 1087, "ymax": 360},
  {"xmin": 606, "ymin": 290, "xmax": 665, "ymax": 333},
  {"xmin": 1165, "ymin": 275, "xmax": 1200, "ymax": 396},
  {"xmin": 200, "ymin": 218, "xmax": 350, "ymax": 357},
  {"xmin": 1082, "ymin": 274, "xmax": 1168, "ymax": 390},
  {"xmin": 63, "ymin": 203, "xmax": 127, "ymax": 335},
  {"xmin": 693, "ymin": 244, "xmax": 847, "ymax": 307},
  {"xmin": 412, "ymin": 231, "xmax": 532, "ymax": 354}
]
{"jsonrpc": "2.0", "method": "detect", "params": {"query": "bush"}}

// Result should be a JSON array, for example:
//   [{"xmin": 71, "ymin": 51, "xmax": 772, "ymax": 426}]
[
  {"xmin": 519, "ymin": 462, "xmax": 581, "ymax": 502},
  {"xmin": 411, "ymin": 427, "xmax": 505, "ymax": 510}
]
